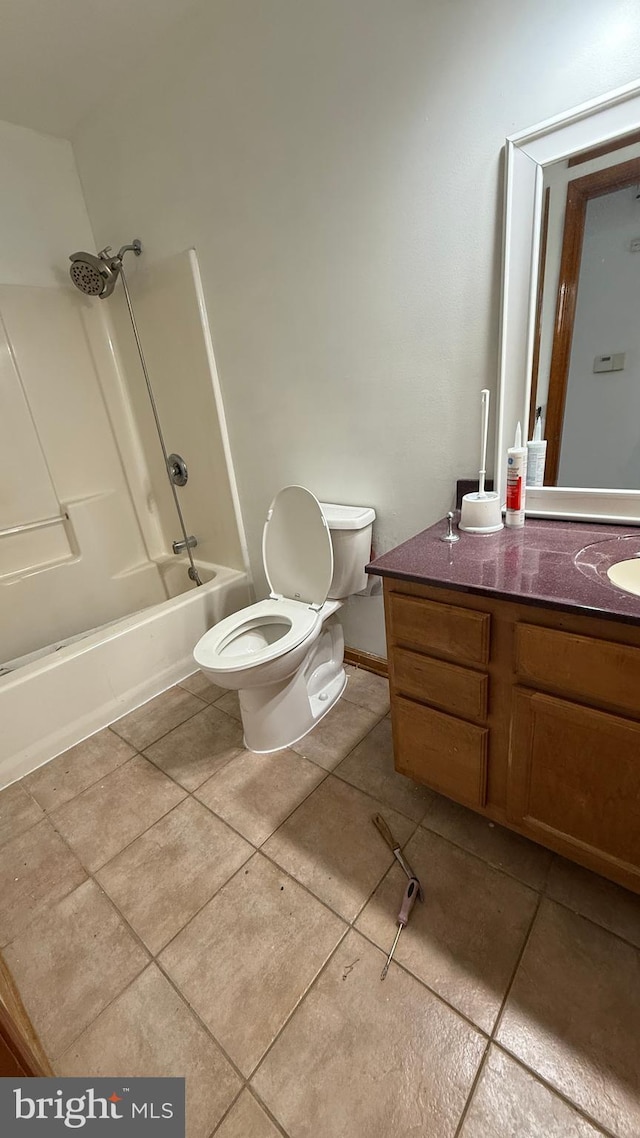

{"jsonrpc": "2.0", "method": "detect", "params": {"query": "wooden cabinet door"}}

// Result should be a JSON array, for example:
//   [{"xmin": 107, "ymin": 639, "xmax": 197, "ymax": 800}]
[
  {"xmin": 394, "ymin": 696, "xmax": 488, "ymax": 808},
  {"xmin": 508, "ymin": 688, "xmax": 640, "ymax": 879}
]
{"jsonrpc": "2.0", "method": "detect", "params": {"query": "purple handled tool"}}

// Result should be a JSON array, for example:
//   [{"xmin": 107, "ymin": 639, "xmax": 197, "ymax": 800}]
[{"xmin": 380, "ymin": 876, "xmax": 420, "ymax": 980}]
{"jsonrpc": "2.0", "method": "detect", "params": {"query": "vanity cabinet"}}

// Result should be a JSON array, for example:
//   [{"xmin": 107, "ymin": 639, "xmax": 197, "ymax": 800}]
[{"xmin": 384, "ymin": 578, "xmax": 640, "ymax": 893}]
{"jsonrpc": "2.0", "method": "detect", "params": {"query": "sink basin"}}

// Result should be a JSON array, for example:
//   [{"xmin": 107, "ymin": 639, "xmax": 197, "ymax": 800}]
[
  {"xmin": 574, "ymin": 533, "xmax": 640, "ymax": 594},
  {"xmin": 607, "ymin": 559, "xmax": 640, "ymax": 596}
]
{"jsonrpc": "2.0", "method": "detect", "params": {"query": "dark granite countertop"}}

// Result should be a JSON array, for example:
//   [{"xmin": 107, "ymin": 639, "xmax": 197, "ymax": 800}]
[{"xmin": 366, "ymin": 516, "xmax": 640, "ymax": 626}]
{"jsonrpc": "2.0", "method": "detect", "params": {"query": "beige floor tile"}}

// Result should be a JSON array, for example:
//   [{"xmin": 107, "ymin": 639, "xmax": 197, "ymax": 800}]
[
  {"xmin": 5, "ymin": 879, "xmax": 148, "ymax": 1059},
  {"xmin": 289, "ymin": 698, "xmax": 380, "ymax": 771},
  {"xmin": 0, "ymin": 818, "xmax": 86, "ymax": 946},
  {"xmin": 253, "ymin": 929, "xmax": 485, "ymax": 1138},
  {"xmin": 0, "ymin": 781, "xmax": 43, "ymax": 847},
  {"xmin": 460, "ymin": 1046, "xmax": 606, "ymax": 1137},
  {"xmin": 216, "ymin": 1091, "xmax": 282, "ymax": 1138},
  {"xmin": 263, "ymin": 776, "xmax": 415, "ymax": 921},
  {"xmin": 335, "ymin": 717, "xmax": 430, "ymax": 822},
  {"xmin": 180, "ymin": 669, "xmax": 227, "ymax": 704},
  {"xmin": 356, "ymin": 826, "xmax": 537, "ymax": 1031},
  {"xmin": 24, "ymin": 729, "xmax": 135, "ymax": 812},
  {"xmin": 144, "ymin": 705, "xmax": 244, "ymax": 791},
  {"xmin": 196, "ymin": 747, "xmax": 325, "ymax": 846},
  {"xmin": 57, "ymin": 965, "xmax": 240, "ymax": 1138},
  {"xmin": 97, "ymin": 798, "xmax": 253, "ymax": 954},
  {"xmin": 497, "ymin": 899, "xmax": 640, "ymax": 1138},
  {"xmin": 111, "ymin": 686, "xmax": 205, "ymax": 749},
  {"xmin": 343, "ymin": 665, "xmax": 390, "ymax": 715},
  {"xmin": 421, "ymin": 791, "xmax": 552, "ymax": 891},
  {"xmin": 214, "ymin": 691, "xmax": 242, "ymax": 721},
  {"xmin": 51, "ymin": 755, "xmax": 186, "ymax": 872},
  {"xmin": 160, "ymin": 852, "xmax": 345, "ymax": 1076},
  {"xmin": 546, "ymin": 856, "xmax": 640, "ymax": 948}
]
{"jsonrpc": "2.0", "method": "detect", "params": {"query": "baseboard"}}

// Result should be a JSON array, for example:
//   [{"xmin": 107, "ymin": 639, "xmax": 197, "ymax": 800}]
[{"xmin": 344, "ymin": 647, "xmax": 388, "ymax": 678}]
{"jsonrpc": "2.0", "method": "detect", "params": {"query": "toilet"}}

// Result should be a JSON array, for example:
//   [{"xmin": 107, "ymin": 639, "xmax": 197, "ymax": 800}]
[{"xmin": 193, "ymin": 485, "xmax": 375, "ymax": 753}]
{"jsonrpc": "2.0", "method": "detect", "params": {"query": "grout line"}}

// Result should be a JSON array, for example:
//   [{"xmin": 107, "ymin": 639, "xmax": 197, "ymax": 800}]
[
  {"xmin": 247, "ymin": 925, "xmax": 351, "ymax": 1087},
  {"xmin": 46, "ymin": 765, "xmax": 189, "ymax": 878},
  {"xmin": 350, "ymin": 923, "xmax": 491, "ymax": 1042},
  {"xmin": 152, "ymin": 956, "xmax": 249, "ymax": 1087},
  {"xmin": 46, "ymin": 834, "xmax": 252, "ymax": 1090},
  {"xmin": 451, "ymin": 891, "xmax": 546, "ymax": 1136},
  {"xmin": 452, "ymin": 1039, "xmax": 491, "ymax": 1138},
  {"xmin": 154, "ymin": 848, "xmax": 266, "ymax": 959},
  {"xmin": 109, "ymin": 692, "xmax": 209, "ymax": 750},
  {"xmin": 491, "ymin": 893, "xmax": 543, "ymax": 1042},
  {"xmin": 206, "ymin": 1086, "xmax": 245, "ymax": 1137},
  {"xmin": 414, "ymin": 822, "xmax": 546, "ymax": 897},
  {"xmin": 29, "ymin": 743, "xmax": 136, "ymax": 817},
  {"xmin": 242, "ymin": 1087, "xmax": 291, "ymax": 1138},
  {"xmin": 5, "ymin": 680, "xmax": 638, "ymax": 1136},
  {"xmin": 491, "ymin": 1041, "xmax": 619, "ymax": 1138}
]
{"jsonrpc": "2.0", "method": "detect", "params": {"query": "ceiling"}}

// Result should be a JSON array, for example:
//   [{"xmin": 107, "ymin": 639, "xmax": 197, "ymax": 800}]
[{"xmin": 0, "ymin": 0, "xmax": 202, "ymax": 139}]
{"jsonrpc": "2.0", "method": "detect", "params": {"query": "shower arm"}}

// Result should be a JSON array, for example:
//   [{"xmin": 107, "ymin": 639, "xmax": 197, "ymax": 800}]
[{"xmin": 118, "ymin": 265, "xmax": 202, "ymax": 586}]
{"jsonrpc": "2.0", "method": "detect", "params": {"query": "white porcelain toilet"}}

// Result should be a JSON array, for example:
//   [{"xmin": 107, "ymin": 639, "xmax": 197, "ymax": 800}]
[{"xmin": 193, "ymin": 486, "xmax": 375, "ymax": 753}]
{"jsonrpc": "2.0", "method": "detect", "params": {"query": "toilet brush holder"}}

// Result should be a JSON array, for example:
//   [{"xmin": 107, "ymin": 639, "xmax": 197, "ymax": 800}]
[{"xmin": 458, "ymin": 491, "xmax": 504, "ymax": 534}]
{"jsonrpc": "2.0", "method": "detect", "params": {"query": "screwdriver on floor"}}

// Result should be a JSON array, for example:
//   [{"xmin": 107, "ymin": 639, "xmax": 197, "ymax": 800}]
[{"xmin": 380, "ymin": 874, "xmax": 420, "ymax": 981}]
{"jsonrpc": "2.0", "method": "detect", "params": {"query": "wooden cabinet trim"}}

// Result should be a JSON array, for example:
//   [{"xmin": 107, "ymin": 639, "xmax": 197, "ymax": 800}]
[
  {"xmin": 388, "ymin": 591, "xmax": 490, "ymax": 666},
  {"xmin": 508, "ymin": 687, "xmax": 640, "ymax": 874},
  {"xmin": 392, "ymin": 647, "xmax": 489, "ymax": 722},
  {"xmin": 515, "ymin": 623, "xmax": 640, "ymax": 719},
  {"xmin": 382, "ymin": 574, "xmax": 640, "ymax": 894},
  {"xmin": 393, "ymin": 695, "xmax": 488, "ymax": 808}
]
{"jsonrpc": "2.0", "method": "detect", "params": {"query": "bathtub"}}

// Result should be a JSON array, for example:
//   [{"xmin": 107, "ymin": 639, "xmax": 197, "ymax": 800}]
[{"xmin": 0, "ymin": 559, "xmax": 251, "ymax": 789}]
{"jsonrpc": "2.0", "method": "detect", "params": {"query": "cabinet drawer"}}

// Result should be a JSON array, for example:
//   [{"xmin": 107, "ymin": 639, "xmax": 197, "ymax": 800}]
[
  {"xmin": 393, "ymin": 647, "xmax": 488, "ymax": 721},
  {"xmin": 393, "ymin": 696, "xmax": 488, "ymax": 807},
  {"xmin": 388, "ymin": 593, "xmax": 490, "ymax": 666},
  {"xmin": 508, "ymin": 688, "xmax": 640, "ymax": 870},
  {"xmin": 516, "ymin": 624, "xmax": 640, "ymax": 718}
]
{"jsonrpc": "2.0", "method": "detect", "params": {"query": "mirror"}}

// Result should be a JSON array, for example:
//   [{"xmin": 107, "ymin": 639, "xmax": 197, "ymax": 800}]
[{"xmin": 496, "ymin": 80, "xmax": 640, "ymax": 522}]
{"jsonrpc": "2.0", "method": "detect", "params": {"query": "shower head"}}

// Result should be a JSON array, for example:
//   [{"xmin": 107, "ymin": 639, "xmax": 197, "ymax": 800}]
[{"xmin": 68, "ymin": 239, "xmax": 142, "ymax": 298}]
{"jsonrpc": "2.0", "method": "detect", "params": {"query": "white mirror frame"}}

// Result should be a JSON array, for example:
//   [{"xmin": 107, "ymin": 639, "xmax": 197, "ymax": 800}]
[{"xmin": 496, "ymin": 79, "xmax": 640, "ymax": 524}]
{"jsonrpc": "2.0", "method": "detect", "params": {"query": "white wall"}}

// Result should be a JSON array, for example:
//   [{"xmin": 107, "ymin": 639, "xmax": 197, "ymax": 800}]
[
  {"xmin": 559, "ymin": 185, "xmax": 640, "ymax": 488},
  {"xmin": 0, "ymin": 119, "xmax": 94, "ymax": 286},
  {"xmin": 72, "ymin": 0, "xmax": 640, "ymax": 655}
]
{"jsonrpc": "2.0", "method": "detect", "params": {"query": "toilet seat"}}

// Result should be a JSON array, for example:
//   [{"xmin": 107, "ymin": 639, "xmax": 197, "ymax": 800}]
[
  {"xmin": 195, "ymin": 487, "xmax": 334, "ymax": 679},
  {"xmin": 194, "ymin": 597, "xmax": 320, "ymax": 674}
]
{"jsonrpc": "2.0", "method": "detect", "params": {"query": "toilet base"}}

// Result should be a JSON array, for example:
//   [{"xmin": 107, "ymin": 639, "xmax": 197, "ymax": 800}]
[{"xmin": 238, "ymin": 619, "xmax": 346, "ymax": 753}]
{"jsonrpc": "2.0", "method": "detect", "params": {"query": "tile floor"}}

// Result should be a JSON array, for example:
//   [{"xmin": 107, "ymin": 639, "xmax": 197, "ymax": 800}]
[{"xmin": 1, "ymin": 665, "xmax": 639, "ymax": 1136}]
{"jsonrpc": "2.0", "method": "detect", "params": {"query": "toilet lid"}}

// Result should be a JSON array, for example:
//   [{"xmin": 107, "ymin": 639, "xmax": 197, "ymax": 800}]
[{"xmin": 262, "ymin": 485, "xmax": 333, "ymax": 607}]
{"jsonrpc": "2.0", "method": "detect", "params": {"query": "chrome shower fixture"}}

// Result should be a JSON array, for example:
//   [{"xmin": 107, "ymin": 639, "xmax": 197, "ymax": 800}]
[{"xmin": 69, "ymin": 239, "xmax": 142, "ymax": 298}]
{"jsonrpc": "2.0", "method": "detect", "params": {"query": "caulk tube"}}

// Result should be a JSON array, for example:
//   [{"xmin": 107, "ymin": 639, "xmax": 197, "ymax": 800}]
[
  {"xmin": 506, "ymin": 422, "xmax": 527, "ymax": 527},
  {"xmin": 526, "ymin": 415, "xmax": 547, "ymax": 488}
]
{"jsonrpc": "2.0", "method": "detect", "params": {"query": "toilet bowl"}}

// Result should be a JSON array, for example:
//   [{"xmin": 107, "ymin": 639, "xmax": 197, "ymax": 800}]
[{"xmin": 193, "ymin": 485, "xmax": 375, "ymax": 753}]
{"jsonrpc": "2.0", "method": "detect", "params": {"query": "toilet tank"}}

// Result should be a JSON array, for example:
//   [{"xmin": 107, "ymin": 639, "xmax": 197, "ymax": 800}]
[{"xmin": 319, "ymin": 502, "xmax": 376, "ymax": 599}]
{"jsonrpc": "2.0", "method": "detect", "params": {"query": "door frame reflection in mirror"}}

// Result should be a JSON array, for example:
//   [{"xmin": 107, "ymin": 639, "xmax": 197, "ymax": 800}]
[
  {"xmin": 496, "ymin": 79, "xmax": 640, "ymax": 523},
  {"xmin": 542, "ymin": 155, "xmax": 640, "ymax": 485}
]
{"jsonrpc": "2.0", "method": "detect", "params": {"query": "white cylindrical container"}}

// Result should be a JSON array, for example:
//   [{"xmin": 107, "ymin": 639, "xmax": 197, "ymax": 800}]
[
  {"xmin": 458, "ymin": 491, "xmax": 503, "ymax": 533},
  {"xmin": 506, "ymin": 423, "xmax": 527, "ymax": 527}
]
